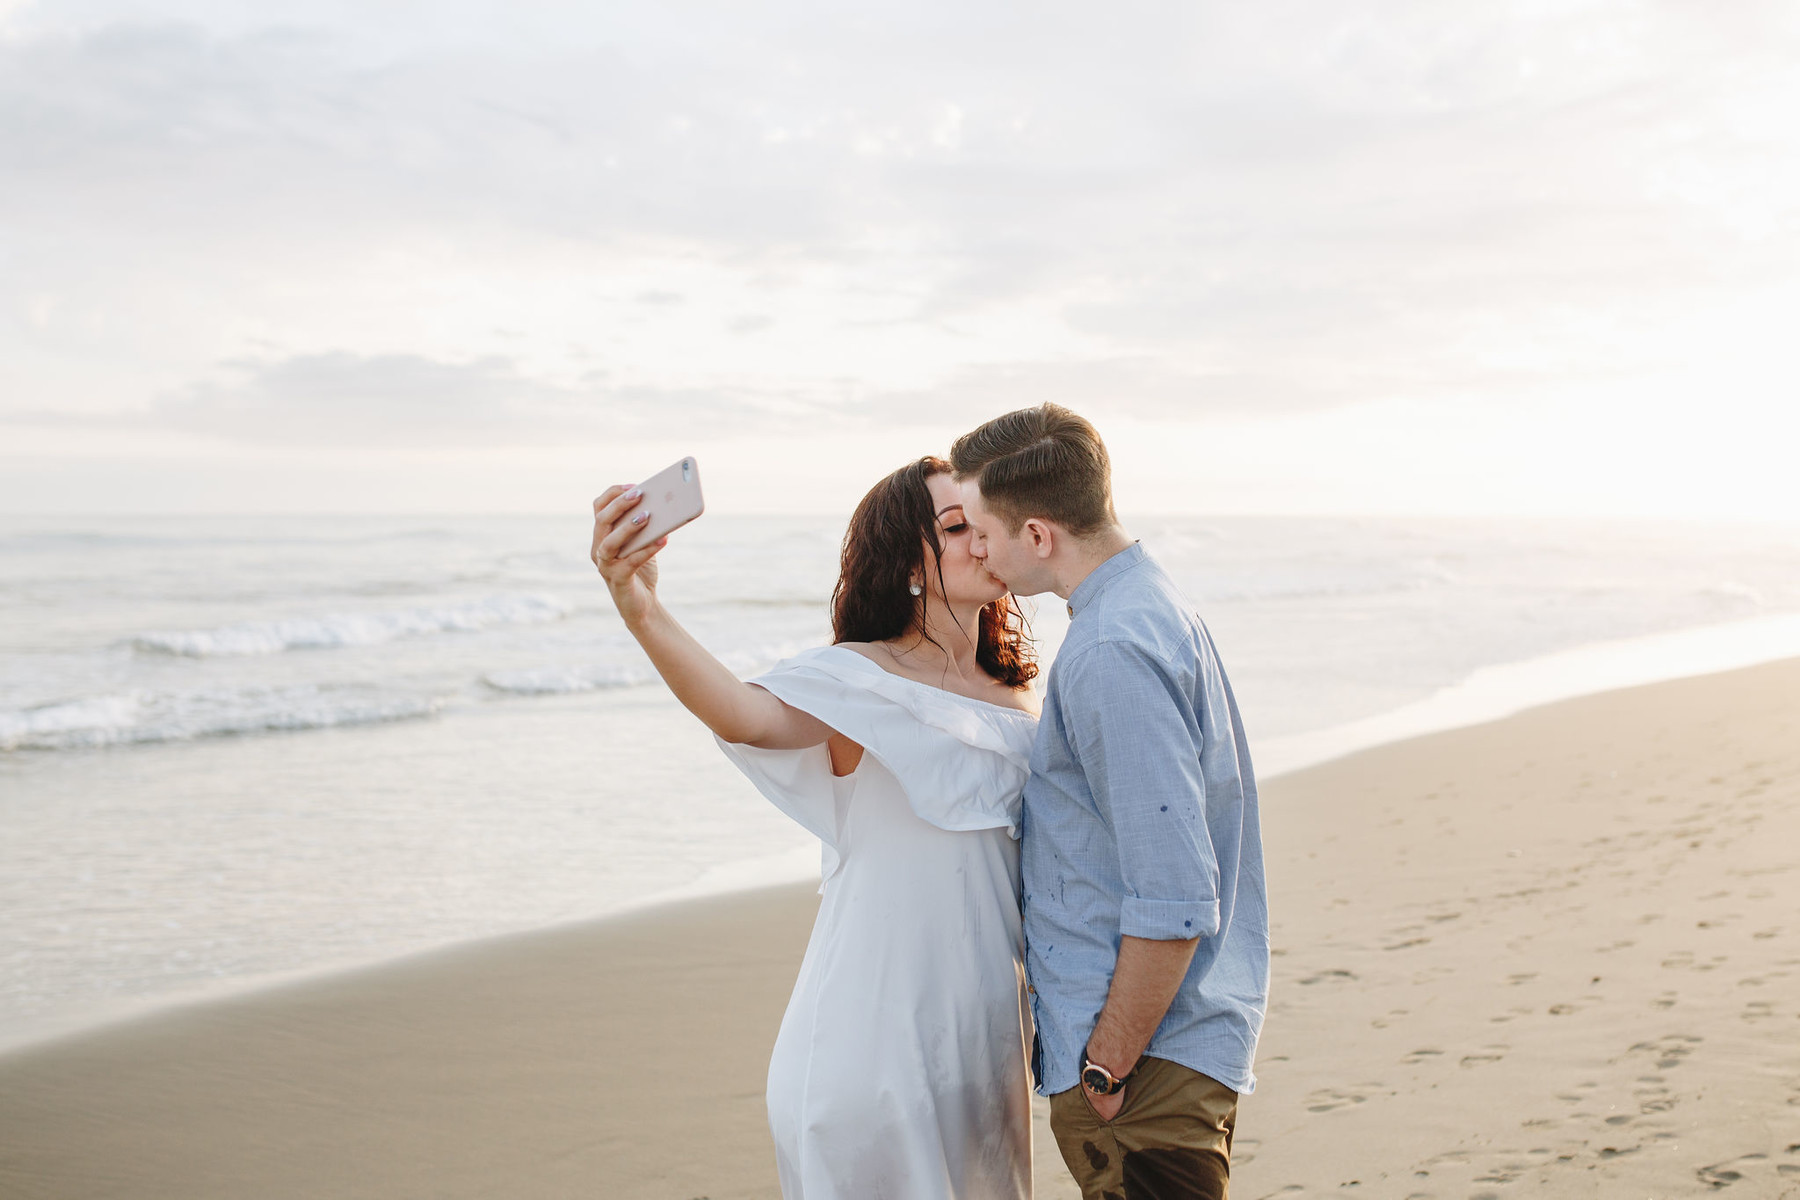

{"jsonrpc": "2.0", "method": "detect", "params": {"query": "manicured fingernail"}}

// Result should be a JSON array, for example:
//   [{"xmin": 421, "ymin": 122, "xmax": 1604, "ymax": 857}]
[
  {"xmin": 625, "ymin": 487, "xmax": 641, "ymax": 499},
  {"xmin": 631, "ymin": 511, "xmax": 648, "ymax": 524}
]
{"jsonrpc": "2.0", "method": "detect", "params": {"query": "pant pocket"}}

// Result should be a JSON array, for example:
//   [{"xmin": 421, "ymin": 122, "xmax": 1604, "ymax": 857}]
[
  {"xmin": 1049, "ymin": 1089, "xmax": 1123, "ymax": 1199},
  {"xmin": 1049, "ymin": 1084, "xmax": 1091, "ymax": 1128}
]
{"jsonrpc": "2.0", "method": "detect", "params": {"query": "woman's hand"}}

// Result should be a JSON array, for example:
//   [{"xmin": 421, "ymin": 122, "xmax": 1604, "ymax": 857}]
[
  {"xmin": 586, "ymin": 484, "xmax": 833, "ymax": 751},
  {"xmin": 591, "ymin": 484, "xmax": 667, "ymax": 628}
]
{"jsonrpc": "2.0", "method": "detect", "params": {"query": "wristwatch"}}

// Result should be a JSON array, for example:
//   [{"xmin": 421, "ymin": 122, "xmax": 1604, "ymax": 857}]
[{"xmin": 1080, "ymin": 1049, "xmax": 1129, "ymax": 1096}]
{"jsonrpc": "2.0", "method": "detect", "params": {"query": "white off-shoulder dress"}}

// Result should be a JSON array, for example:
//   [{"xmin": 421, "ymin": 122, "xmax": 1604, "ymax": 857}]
[{"xmin": 716, "ymin": 645, "xmax": 1039, "ymax": 1200}]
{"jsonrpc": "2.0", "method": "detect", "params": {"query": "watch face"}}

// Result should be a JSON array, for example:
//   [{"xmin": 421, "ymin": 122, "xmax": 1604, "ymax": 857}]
[{"xmin": 1082, "ymin": 1066, "xmax": 1110, "ymax": 1093}]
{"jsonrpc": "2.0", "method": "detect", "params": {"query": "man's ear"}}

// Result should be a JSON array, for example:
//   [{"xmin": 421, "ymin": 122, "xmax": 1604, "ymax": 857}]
[{"xmin": 1023, "ymin": 518, "xmax": 1055, "ymax": 559}]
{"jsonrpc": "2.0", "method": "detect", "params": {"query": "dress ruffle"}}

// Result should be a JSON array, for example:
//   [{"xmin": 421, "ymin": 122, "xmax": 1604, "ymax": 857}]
[{"xmin": 715, "ymin": 646, "xmax": 1035, "ymax": 874}]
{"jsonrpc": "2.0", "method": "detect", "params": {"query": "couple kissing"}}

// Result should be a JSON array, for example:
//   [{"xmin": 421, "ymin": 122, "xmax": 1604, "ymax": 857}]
[{"xmin": 591, "ymin": 404, "xmax": 1268, "ymax": 1200}]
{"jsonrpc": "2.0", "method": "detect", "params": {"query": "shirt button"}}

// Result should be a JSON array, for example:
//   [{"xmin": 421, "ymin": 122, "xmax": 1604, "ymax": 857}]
[{"xmin": 1065, "ymin": 604, "xmax": 1074, "ymax": 618}]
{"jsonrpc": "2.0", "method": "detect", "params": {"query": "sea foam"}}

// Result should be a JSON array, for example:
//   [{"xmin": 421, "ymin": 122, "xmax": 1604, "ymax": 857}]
[
  {"xmin": 481, "ymin": 640, "xmax": 812, "ymax": 696},
  {"xmin": 0, "ymin": 685, "xmax": 442, "ymax": 751},
  {"xmin": 133, "ymin": 594, "xmax": 573, "ymax": 657}
]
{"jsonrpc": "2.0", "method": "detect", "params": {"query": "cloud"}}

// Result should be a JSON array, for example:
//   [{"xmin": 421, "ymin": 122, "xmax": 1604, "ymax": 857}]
[
  {"xmin": 854, "ymin": 357, "xmax": 1280, "ymax": 424},
  {"xmin": 146, "ymin": 348, "xmax": 1248, "ymax": 446},
  {"xmin": 152, "ymin": 352, "xmax": 812, "ymax": 445},
  {"xmin": 11, "ymin": 5, "xmax": 1788, "ymax": 271},
  {"xmin": 3, "ymin": 0, "xmax": 1798, "ymax": 456}
]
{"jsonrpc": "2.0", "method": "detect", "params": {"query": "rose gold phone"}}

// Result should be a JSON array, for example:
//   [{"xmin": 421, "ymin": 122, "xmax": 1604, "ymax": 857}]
[{"xmin": 619, "ymin": 456, "xmax": 705, "ymax": 555}]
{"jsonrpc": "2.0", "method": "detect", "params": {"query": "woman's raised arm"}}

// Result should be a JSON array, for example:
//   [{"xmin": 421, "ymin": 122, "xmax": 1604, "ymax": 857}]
[{"xmin": 591, "ymin": 484, "xmax": 832, "ymax": 749}]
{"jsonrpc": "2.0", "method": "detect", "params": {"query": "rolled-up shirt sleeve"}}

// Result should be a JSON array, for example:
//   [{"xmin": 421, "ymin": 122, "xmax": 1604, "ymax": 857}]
[{"xmin": 1062, "ymin": 640, "xmax": 1220, "ymax": 940}]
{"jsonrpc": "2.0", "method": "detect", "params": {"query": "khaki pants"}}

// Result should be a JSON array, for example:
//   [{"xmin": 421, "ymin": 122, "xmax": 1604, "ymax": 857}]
[{"xmin": 1048, "ymin": 1056, "xmax": 1238, "ymax": 1200}]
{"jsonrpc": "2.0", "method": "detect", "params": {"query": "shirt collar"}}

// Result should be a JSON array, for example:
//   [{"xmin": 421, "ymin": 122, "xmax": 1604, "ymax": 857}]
[{"xmin": 1065, "ymin": 541, "xmax": 1145, "ymax": 619}]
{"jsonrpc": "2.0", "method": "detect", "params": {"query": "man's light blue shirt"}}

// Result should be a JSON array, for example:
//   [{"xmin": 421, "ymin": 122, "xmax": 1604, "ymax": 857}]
[{"xmin": 1023, "ymin": 542, "xmax": 1269, "ymax": 1096}]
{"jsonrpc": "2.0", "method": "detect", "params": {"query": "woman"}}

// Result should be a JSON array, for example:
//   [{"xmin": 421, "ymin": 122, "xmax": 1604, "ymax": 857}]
[{"xmin": 591, "ymin": 456, "xmax": 1040, "ymax": 1200}]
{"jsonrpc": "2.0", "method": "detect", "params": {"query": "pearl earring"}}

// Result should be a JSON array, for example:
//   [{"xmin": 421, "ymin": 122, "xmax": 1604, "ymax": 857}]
[{"xmin": 908, "ymin": 583, "xmax": 923, "ymax": 596}]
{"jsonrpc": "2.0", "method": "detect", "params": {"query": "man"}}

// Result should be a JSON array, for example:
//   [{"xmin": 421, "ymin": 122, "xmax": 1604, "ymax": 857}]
[{"xmin": 951, "ymin": 405, "xmax": 1269, "ymax": 1200}]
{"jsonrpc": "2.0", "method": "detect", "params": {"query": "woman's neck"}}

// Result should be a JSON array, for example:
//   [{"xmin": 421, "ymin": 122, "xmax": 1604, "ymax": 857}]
[{"xmin": 893, "ymin": 599, "xmax": 985, "ymax": 680}]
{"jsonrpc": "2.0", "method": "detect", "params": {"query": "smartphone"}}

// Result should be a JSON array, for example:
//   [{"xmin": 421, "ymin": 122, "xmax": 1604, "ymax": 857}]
[{"xmin": 618, "ymin": 456, "xmax": 705, "ymax": 555}]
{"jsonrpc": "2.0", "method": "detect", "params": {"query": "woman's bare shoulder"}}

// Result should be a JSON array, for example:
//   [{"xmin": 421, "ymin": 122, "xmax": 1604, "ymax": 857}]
[
  {"xmin": 1006, "ymin": 686, "xmax": 1042, "ymax": 718},
  {"xmin": 980, "ymin": 678, "xmax": 1038, "ymax": 716},
  {"xmin": 854, "ymin": 639, "xmax": 1039, "ymax": 716}
]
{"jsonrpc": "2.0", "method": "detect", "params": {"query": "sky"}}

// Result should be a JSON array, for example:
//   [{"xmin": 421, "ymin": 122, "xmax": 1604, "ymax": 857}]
[{"xmin": 3, "ymin": 0, "xmax": 1798, "ymax": 518}]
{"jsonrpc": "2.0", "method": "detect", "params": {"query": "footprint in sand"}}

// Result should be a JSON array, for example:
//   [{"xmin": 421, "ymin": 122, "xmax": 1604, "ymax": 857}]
[
  {"xmin": 1473, "ymin": 1161, "xmax": 1530, "ymax": 1184},
  {"xmin": 1651, "ymin": 991, "xmax": 1678, "ymax": 1009},
  {"xmin": 1304, "ymin": 1085, "xmax": 1373, "ymax": 1113},
  {"xmin": 1401, "ymin": 1047, "xmax": 1444, "ymax": 1065},
  {"xmin": 1460, "ymin": 1046, "xmax": 1508, "ymax": 1069},
  {"xmin": 1298, "ymin": 968, "xmax": 1357, "ymax": 986},
  {"xmin": 1634, "ymin": 1078, "xmax": 1675, "ymax": 1115},
  {"xmin": 1698, "ymin": 1153, "xmax": 1770, "ymax": 1188},
  {"xmin": 1631, "ymin": 1033, "xmax": 1702, "ymax": 1070},
  {"xmin": 1418, "ymin": 1150, "xmax": 1470, "ymax": 1174}
]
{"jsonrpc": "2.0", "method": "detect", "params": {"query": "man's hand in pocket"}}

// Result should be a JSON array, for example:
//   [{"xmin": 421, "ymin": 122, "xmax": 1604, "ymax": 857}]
[{"xmin": 1085, "ymin": 1086, "xmax": 1125, "ymax": 1122}]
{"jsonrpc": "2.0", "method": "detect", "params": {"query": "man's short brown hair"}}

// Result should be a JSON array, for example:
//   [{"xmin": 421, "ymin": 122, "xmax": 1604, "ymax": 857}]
[{"xmin": 949, "ymin": 403, "xmax": 1117, "ymax": 536}]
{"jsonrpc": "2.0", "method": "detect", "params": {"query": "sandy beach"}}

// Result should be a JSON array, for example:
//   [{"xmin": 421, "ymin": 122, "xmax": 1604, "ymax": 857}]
[{"xmin": 3, "ymin": 659, "xmax": 1797, "ymax": 1199}]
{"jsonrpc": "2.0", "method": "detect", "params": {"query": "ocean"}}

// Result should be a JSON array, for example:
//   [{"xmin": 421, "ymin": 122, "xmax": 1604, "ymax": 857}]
[{"xmin": 3, "ymin": 512, "xmax": 1799, "ymax": 1049}]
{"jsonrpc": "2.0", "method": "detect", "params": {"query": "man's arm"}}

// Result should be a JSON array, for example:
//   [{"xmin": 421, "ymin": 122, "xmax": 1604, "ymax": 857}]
[
  {"xmin": 1061, "ymin": 640, "xmax": 1217, "ymax": 1118},
  {"xmin": 1083, "ymin": 935, "xmax": 1199, "ymax": 1118}
]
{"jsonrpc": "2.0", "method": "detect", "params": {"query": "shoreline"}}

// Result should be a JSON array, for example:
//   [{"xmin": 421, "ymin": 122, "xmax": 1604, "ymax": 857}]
[
  {"xmin": 1253, "ymin": 608, "xmax": 1800, "ymax": 776},
  {"xmin": 5, "ymin": 612, "xmax": 1800, "ymax": 1059},
  {"xmin": 3, "ymin": 658, "xmax": 1797, "ymax": 1196}
]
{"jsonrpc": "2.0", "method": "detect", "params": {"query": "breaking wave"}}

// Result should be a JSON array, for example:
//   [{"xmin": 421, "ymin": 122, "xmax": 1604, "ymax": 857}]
[
  {"xmin": 481, "ymin": 640, "xmax": 814, "ymax": 697},
  {"xmin": 0, "ymin": 685, "xmax": 443, "ymax": 751},
  {"xmin": 133, "ymin": 594, "xmax": 573, "ymax": 657},
  {"xmin": 482, "ymin": 664, "xmax": 656, "ymax": 695}
]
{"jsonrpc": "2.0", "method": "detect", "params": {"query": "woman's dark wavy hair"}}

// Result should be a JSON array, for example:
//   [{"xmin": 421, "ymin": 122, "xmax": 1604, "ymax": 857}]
[{"xmin": 831, "ymin": 456, "xmax": 1037, "ymax": 690}]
